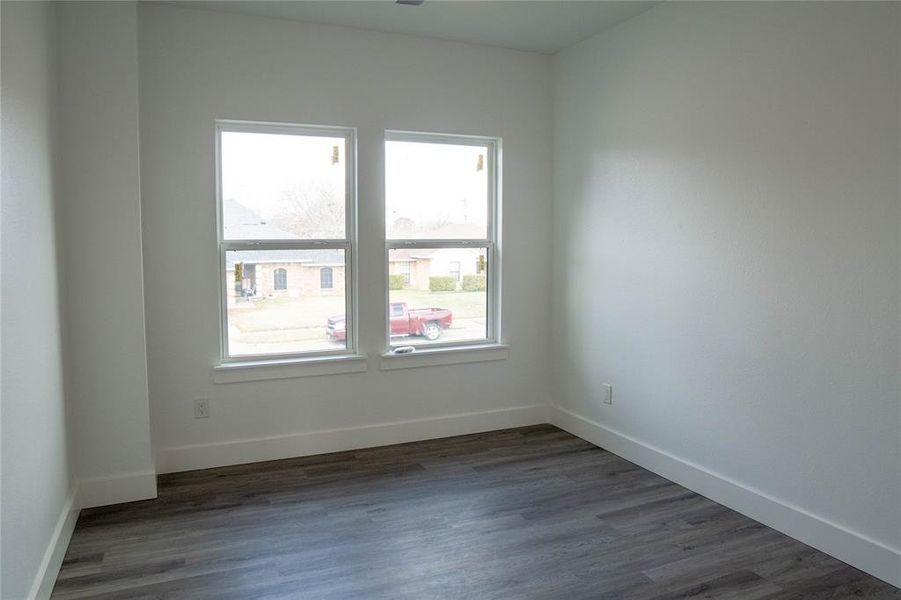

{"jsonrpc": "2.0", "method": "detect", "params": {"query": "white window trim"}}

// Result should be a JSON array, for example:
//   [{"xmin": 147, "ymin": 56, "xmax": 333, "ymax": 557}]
[
  {"xmin": 214, "ymin": 120, "xmax": 359, "ymax": 367},
  {"xmin": 379, "ymin": 343, "xmax": 509, "ymax": 371},
  {"xmin": 213, "ymin": 353, "xmax": 368, "ymax": 383},
  {"xmin": 384, "ymin": 130, "xmax": 503, "ymax": 354}
]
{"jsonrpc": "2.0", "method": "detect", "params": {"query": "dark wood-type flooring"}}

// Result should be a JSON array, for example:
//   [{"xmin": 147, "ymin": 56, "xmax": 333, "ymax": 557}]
[{"xmin": 53, "ymin": 425, "xmax": 900, "ymax": 599}]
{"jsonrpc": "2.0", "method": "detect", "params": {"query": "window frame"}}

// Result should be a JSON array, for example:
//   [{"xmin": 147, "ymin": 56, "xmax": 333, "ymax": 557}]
[
  {"xmin": 319, "ymin": 266, "xmax": 333, "ymax": 290},
  {"xmin": 396, "ymin": 261, "xmax": 412, "ymax": 286},
  {"xmin": 384, "ymin": 130, "xmax": 502, "ymax": 352},
  {"xmin": 215, "ymin": 120, "xmax": 358, "ymax": 364},
  {"xmin": 449, "ymin": 261, "xmax": 461, "ymax": 284},
  {"xmin": 273, "ymin": 267, "xmax": 288, "ymax": 291}
]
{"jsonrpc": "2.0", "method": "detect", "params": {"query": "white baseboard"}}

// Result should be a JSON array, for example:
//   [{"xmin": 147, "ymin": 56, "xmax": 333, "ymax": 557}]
[
  {"xmin": 156, "ymin": 404, "xmax": 550, "ymax": 474},
  {"xmin": 76, "ymin": 469, "xmax": 158, "ymax": 509},
  {"xmin": 549, "ymin": 406, "xmax": 901, "ymax": 589},
  {"xmin": 28, "ymin": 487, "xmax": 79, "ymax": 600}
]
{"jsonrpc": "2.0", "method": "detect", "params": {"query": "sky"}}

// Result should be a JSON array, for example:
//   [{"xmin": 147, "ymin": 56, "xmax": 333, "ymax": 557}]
[
  {"xmin": 221, "ymin": 131, "xmax": 345, "ymax": 224},
  {"xmin": 385, "ymin": 140, "xmax": 488, "ymax": 238},
  {"xmin": 221, "ymin": 131, "xmax": 489, "ymax": 240}
]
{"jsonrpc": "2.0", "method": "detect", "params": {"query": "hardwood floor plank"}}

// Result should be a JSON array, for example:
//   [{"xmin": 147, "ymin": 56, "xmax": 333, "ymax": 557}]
[{"xmin": 52, "ymin": 425, "xmax": 900, "ymax": 599}]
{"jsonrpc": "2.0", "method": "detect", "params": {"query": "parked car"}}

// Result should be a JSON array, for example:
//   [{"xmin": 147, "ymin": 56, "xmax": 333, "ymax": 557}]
[{"xmin": 327, "ymin": 302, "xmax": 453, "ymax": 342}]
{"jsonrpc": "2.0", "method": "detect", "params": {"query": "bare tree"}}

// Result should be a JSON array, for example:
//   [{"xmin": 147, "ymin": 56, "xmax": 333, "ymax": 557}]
[
  {"xmin": 273, "ymin": 183, "xmax": 344, "ymax": 238},
  {"xmin": 423, "ymin": 213, "xmax": 452, "ymax": 233}
]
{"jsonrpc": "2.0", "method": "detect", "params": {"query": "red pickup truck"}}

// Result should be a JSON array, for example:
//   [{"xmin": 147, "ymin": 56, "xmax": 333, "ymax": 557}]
[{"xmin": 327, "ymin": 302, "xmax": 453, "ymax": 342}]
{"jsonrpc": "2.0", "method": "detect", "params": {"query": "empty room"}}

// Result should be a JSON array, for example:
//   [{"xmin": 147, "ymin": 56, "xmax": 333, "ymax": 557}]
[{"xmin": 2, "ymin": 0, "xmax": 899, "ymax": 598}]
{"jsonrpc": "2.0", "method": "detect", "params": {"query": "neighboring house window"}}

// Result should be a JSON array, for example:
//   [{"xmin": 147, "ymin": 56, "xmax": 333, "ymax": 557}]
[
  {"xmin": 449, "ymin": 261, "xmax": 461, "ymax": 283},
  {"xmin": 320, "ymin": 267, "xmax": 333, "ymax": 289},
  {"xmin": 217, "ymin": 121, "xmax": 356, "ymax": 360},
  {"xmin": 273, "ymin": 268, "xmax": 287, "ymax": 291},
  {"xmin": 385, "ymin": 131, "xmax": 500, "ymax": 348},
  {"xmin": 398, "ymin": 261, "xmax": 411, "ymax": 285}
]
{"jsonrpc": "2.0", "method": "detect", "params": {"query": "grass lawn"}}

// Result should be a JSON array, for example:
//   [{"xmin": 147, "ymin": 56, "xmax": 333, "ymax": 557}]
[
  {"xmin": 390, "ymin": 289, "xmax": 486, "ymax": 320},
  {"xmin": 229, "ymin": 289, "xmax": 486, "ymax": 333}
]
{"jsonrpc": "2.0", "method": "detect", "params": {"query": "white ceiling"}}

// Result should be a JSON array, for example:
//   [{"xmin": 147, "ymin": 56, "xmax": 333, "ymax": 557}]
[{"xmin": 166, "ymin": 1, "xmax": 659, "ymax": 55}]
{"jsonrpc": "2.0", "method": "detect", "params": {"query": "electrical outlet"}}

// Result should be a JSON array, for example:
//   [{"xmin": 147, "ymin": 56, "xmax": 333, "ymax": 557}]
[
  {"xmin": 602, "ymin": 384, "xmax": 613, "ymax": 405},
  {"xmin": 194, "ymin": 398, "xmax": 210, "ymax": 419}
]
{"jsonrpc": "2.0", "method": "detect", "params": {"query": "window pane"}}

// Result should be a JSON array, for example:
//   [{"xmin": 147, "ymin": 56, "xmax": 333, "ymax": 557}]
[
  {"xmin": 386, "ymin": 140, "xmax": 488, "ymax": 239},
  {"xmin": 222, "ymin": 131, "xmax": 346, "ymax": 240},
  {"xmin": 225, "ymin": 249, "xmax": 347, "ymax": 356},
  {"xmin": 273, "ymin": 268, "xmax": 287, "ymax": 290},
  {"xmin": 388, "ymin": 247, "xmax": 488, "ymax": 346}
]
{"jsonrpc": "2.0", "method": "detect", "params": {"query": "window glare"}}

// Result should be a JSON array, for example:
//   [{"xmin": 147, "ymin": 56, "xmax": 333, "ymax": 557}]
[
  {"xmin": 386, "ymin": 140, "xmax": 488, "ymax": 240},
  {"xmin": 222, "ymin": 131, "xmax": 346, "ymax": 240}
]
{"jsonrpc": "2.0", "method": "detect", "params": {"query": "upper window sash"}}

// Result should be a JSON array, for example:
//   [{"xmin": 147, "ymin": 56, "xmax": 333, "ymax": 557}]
[
  {"xmin": 385, "ymin": 130, "xmax": 498, "ymax": 243},
  {"xmin": 216, "ymin": 120, "xmax": 356, "ymax": 243}
]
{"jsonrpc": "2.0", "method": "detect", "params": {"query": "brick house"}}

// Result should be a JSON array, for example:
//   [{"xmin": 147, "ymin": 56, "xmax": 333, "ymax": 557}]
[
  {"xmin": 226, "ymin": 249, "xmax": 345, "ymax": 305},
  {"xmin": 388, "ymin": 247, "xmax": 484, "ymax": 290},
  {"xmin": 388, "ymin": 223, "xmax": 487, "ymax": 290},
  {"xmin": 225, "ymin": 199, "xmax": 345, "ymax": 304}
]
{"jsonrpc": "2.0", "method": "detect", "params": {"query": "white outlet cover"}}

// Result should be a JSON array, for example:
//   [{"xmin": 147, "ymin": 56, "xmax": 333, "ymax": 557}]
[
  {"xmin": 194, "ymin": 398, "xmax": 210, "ymax": 418},
  {"xmin": 602, "ymin": 384, "xmax": 613, "ymax": 405}
]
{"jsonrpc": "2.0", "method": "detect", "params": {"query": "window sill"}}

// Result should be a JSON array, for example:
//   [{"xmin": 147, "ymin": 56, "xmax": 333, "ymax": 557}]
[
  {"xmin": 379, "ymin": 343, "xmax": 509, "ymax": 371},
  {"xmin": 213, "ymin": 354, "xmax": 368, "ymax": 384}
]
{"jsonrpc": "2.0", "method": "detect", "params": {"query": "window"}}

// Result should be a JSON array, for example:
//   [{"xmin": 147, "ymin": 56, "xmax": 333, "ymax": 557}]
[
  {"xmin": 273, "ymin": 268, "xmax": 287, "ymax": 291},
  {"xmin": 385, "ymin": 131, "xmax": 500, "ymax": 349},
  {"xmin": 397, "ymin": 261, "xmax": 411, "ymax": 285},
  {"xmin": 217, "ymin": 121, "xmax": 356, "ymax": 360},
  {"xmin": 449, "ymin": 261, "xmax": 461, "ymax": 284},
  {"xmin": 320, "ymin": 267, "xmax": 333, "ymax": 289}
]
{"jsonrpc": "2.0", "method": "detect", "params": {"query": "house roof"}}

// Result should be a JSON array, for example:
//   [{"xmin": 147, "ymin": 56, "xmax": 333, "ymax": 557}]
[
  {"xmin": 227, "ymin": 248, "xmax": 344, "ymax": 267},
  {"xmin": 389, "ymin": 223, "xmax": 487, "ymax": 261},
  {"xmin": 223, "ymin": 201, "xmax": 484, "ymax": 265},
  {"xmin": 399, "ymin": 222, "xmax": 488, "ymax": 240},
  {"xmin": 223, "ymin": 198, "xmax": 297, "ymax": 240},
  {"xmin": 389, "ymin": 248, "xmax": 436, "ymax": 261},
  {"xmin": 224, "ymin": 199, "xmax": 344, "ymax": 266},
  {"xmin": 389, "ymin": 246, "xmax": 482, "ymax": 262}
]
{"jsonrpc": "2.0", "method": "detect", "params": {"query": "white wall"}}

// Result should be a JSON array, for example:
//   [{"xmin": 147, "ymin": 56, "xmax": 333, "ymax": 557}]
[
  {"xmin": 137, "ymin": 5, "xmax": 553, "ymax": 469},
  {"xmin": 57, "ymin": 2, "xmax": 156, "ymax": 506},
  {"xmin": 552, "ymin": 1, "xmax": 900, "ymax": 584},
  {"xmin": 0, "ymin": 3, "xmax": 75, "ymax": 598}
]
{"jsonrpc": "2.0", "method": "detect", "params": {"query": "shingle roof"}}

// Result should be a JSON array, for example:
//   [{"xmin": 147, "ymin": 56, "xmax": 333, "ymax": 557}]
[
  {"xmin": 389, "ymin": 246, "xmax": 482, "ymax": 262},
  {"xmin": 389, "ymin": 248, "xmax": 436, "ymax": 261},
  {"xmin": 400, "ymin": 222, "xmax": 487, "ymax": 240},
  {"xmin": 223, "ymin": 199, "xmax": 344, "ymax": 266},
  {"xmin": 223, "ymin": 198, "xmax": 297, "ymax": 240},
  {"xmin": 227, "ymin": 248, "xmax": 344, "ymax": 266}
]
